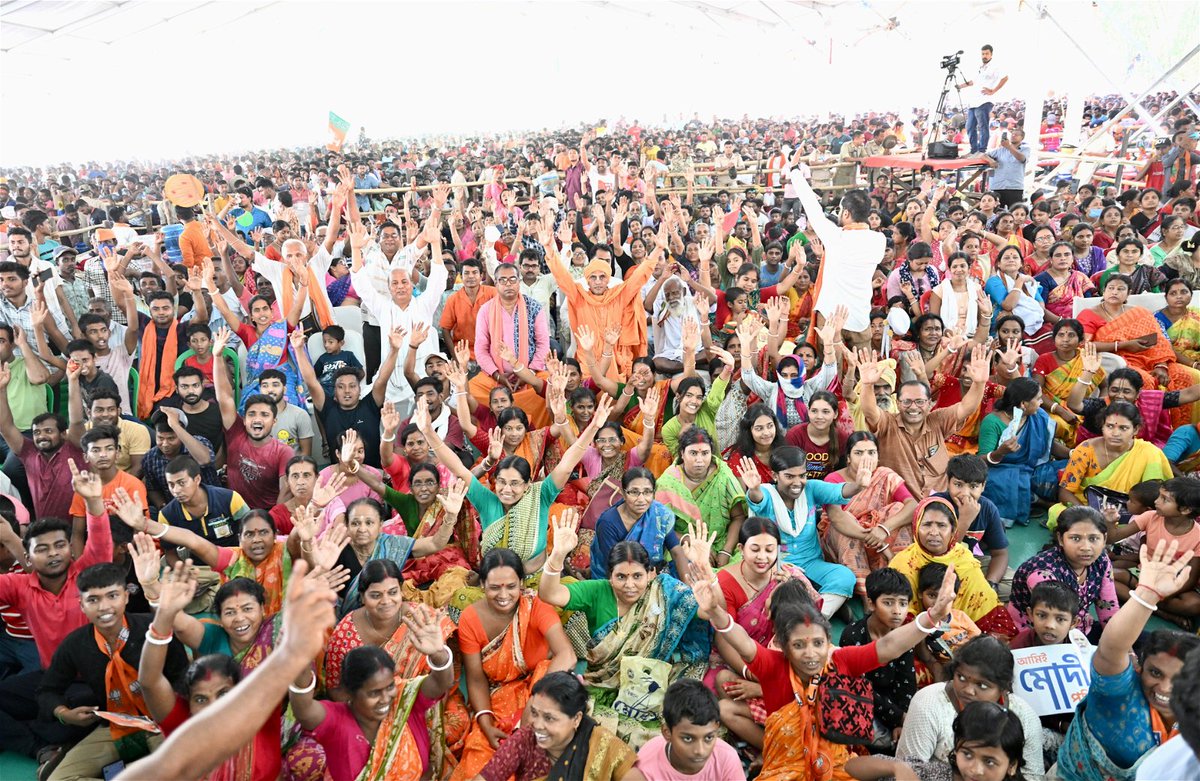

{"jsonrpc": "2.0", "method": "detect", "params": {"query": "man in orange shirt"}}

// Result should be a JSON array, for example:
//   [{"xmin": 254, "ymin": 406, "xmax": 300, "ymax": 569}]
[
  {"xmin": 438, "ymin": 258, "xmax": 495, "ymax": 357},
  {"xmin": 67, "ymin": 425, "xmax": 148, "ymax": 558}
]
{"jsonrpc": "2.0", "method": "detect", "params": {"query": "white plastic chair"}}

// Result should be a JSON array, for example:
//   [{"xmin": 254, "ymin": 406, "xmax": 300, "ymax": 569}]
[
  {"xmin": 307, "ymin": 330, "xmax": 367, "ymax": 374},
  {"xmin": 331, "ymin": 306, "xmax": 364, "ymax": 334}
]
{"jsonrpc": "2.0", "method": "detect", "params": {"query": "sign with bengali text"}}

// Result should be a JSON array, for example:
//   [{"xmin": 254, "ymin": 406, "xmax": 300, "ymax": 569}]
[{"xmin": 1011, "ymin": 644, "xmax": 1092, "ymax": 716}]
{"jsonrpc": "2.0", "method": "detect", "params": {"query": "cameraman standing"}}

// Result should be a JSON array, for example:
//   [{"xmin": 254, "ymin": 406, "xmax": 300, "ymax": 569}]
[{"xmin": 961, "ymin": 44, "xmax": 1008, "ymax": 154}]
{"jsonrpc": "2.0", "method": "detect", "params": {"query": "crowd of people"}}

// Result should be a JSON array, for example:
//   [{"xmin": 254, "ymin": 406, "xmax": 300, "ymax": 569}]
[{"xmin": 1, "ymin": 82, "xmax": 1199, "ymax": 781}]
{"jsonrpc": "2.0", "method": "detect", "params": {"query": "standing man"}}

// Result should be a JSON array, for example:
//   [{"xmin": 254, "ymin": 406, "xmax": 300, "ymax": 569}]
[
  {"xmin": 983, "ymin": 128, "xmax": 1030, "ymax": 208},
  {"xmin": 961, "ymin": 44, "xmax": 1008, "ymax": 155}
]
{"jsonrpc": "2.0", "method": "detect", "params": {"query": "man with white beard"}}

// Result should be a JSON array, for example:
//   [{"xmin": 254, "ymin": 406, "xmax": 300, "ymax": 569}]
[{"xmin": 651, "ymin": 276, "xmax": 702, "ymax": 374}]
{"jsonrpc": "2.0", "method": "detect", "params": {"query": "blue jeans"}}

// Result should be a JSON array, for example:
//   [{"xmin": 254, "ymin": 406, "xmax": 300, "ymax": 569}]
[{"xmin": 966, "ymin": 102, "xmax": 993, "ymax": 152}]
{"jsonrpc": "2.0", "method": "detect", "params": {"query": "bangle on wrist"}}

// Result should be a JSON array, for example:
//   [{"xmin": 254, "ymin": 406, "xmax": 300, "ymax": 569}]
[
  {"xmin": 716, "ymin": 550, "xmax": 731, "ymax": 560},
  {"xmin": 381, "ymin": 433, "xmax": 396, "ymax": 443},
  {"xmin": 473, "ymin": 709, "xmax": 495, "ymax": 723},
  {"xmin": 543, "ymin": 566, "xmax": 562, "ymax": 577},
  {"xmin": 144, "ymin": 629, "xmax": 174, "ymax": 646},
  {"xmin": 714, "ymin": 614, "xmax": 736, "ymax": 634},
  {"xmin": 427, "ymin": 646, "xmax": 453, "ymax": 672},
  {"xmin": 288, "ymin": 673, "xmax": 317, "ymax": 695},
  {"xmin": 914, "ymin": 612, "xmax": 939, "ymax": 633},
  {"xmin": 150, "ymin": 525, "xmax": 168, "ymax": 540},
  {"xmin": 1129, "ymin": 591, "xmax": 1158, "ymax": 612}
]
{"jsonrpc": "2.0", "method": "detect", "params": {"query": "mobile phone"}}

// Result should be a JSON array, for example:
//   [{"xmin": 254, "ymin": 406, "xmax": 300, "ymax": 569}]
[{"xmin": 34, "ymin": 268, "xmax": 54, "ymax": 286}]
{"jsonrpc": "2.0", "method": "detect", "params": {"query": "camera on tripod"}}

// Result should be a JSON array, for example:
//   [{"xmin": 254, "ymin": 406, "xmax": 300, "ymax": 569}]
[{"xmin": 940, "ymin": 50, "xmax": 963, "ymax": 72}]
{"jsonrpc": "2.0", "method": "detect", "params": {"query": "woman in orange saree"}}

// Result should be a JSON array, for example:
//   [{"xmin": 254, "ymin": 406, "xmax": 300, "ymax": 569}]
[
  {"xmin": 1078, "ymin": 274, "xmax": 1200, "ymax": 428},
  {"xmin": 449, "ymin": 550, "xmax": 577, "ymax": 781},
  {"xmin": 821, "ymin": 433, "xmax": 918, "ymax": 601}
]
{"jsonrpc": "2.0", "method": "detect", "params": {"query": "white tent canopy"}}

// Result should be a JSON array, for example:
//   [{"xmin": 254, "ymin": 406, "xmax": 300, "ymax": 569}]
[{"xmin": 2, "ymin": 1, "xmax": 1196, "ymax": 166}]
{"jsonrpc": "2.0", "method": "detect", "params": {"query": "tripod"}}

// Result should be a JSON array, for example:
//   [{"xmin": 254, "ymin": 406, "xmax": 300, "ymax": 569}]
[{"xmin": 932, "ymin": 66, "xmax": 967, "ymax": 144}]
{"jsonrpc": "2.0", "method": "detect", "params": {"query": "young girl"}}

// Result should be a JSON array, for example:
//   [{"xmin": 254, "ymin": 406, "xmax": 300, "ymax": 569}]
[{"xmin": 848, "ymin": 700, "xmax": 1028, "ymax": 781}]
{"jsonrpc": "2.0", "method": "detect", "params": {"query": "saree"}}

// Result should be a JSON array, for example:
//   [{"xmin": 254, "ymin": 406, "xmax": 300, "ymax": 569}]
[
  {"xmin": 1082, "ymin": 306, "xmax": 1200, "ymax": 428},
  {"xmin": 655, "ymin": 461, "xmax": 746, "ymax": 554},
  {"xmin": 1057, "ymin": 696, "xmax": 1169, "ymax": 781},
  {"xmin": 822, "ymin": 467, "xmax": 914, "ymax": 598},
  {"xmin": 450, "ymin": 596, "xmax": 553, "ymax": 781},
  {"xmin": 589, "ymin": 500, "xmax": 677, "ymax": 579},
  {"xmin": 619, "ymin": 380, "xmax": 673, "ymax": 476},
  {"xmin": 477, "ymin": 428, "xmax": 551, "ymax": 483},
  {"xmin": 397, "ymin": 502, "xmax": 472, "ymax": 607},
  {"xmin": 888, "ymin": 498, "xmax": 1009, "ymax": 630},
  {"xmin": 931, "ymin": 379, "xmax": 1002, "ymax": 455},
  {"xmin": 1057, "ymin": 439, "xmax": 1174, "ymax": 510},
  {"xmin": 353, "ymin": 676, "xmax": 425, "ymax": 781},
  {"xmin": 340, "ymin": 534, "xmax": 416, "ymax": 616},
  {"xmin": 585, "ymin": 574, "xmax": 710, "ymax": 748},
  {"xmin": 1036, "ymin": 351, "xmax": 1105, "ymax": 442},
  {"xmin": 755, "ymin": 664, "xmax": 850, "ymax": 781},
  {"xmin": 980, "ymin": 408, "xmax": 1062, "ymax": 525},
  {"xmin": 1036, "ymin": 270, "xmax": 1094, "ymax": 320},
  {"xmin": 1157, "ymin": 307, "xmax": 1200, "ymax": 365},
  {"xmin": 223, "ymin": 541, "xmax": 291, "ymax": 616},
  {"xmin": 239, "ymin": 320, "xmax": 306, "ymax": 413}
]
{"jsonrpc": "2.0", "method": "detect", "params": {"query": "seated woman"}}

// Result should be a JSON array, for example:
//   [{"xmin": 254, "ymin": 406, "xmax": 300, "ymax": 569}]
[
  {"xmin": 1035, "ymin": 240, "xmax": 1096, "ymax": 326},
  {"xmin": 290, "ymin": 608, "xmax": 456, "ymax": 781},
  {"xmin": 1149, "ymin": 214, "xmax": 1191, "ymax": 267},
  {"xmin": 539, "ymin": 525, "xmax": 709, "ymax": 748},
  {"xmin": 1158, "ymin": 222, "xmax": 1200, "ymax": 288},
  {"xmin": 1079, "ymin": 273, "xmax": 1200, "ymax": 428},
  {"xmin": 471, "ymin": 672, "xmax": 645, "ymax": 781},
  {"xmin": 1057, "ymin": 541, "xmax": 1200, "ymax": 781},
  {"xmin": 709, "ymin": 518, "xmax": 819, "ymax": 749},
  {"xmin": 985, "ymin": 245, "xmax": 1050, "ymax": 353},
  {"xmin": 1008, "ymin": 506, "xmax": 1117, "ymax": 641},
  {"xmin": 739, "ymin": 311, "xmax": 845, "ymax": 431},
  {"xmin": 823, "ymin": 432, "xmax": 917, "ymax": 600},
  {"xmin": 1097, "ymin": 239, "xmax": 1166, "ymax": 294},
  {"xmin": 660, "ymin": 351, "xmax": 734, "ymax": 458},
  {"xmin": 318, "ymin": 430, "xmax": 384, "ymax": 530},
  {"xmin": 656, "ymin": 428, "xmax": 748, "ymax": 561},
  {"xmin": 1052, "ymin": 401, "xmax": 1174, "ymax": 526},
  {"xmin": 423, "ymin": 393, "xmax": 609, "ymax": 574},
  {"xmin": 847, "ymin": 700, "xmax": 1030, "ymax": 781},
  {"xmin": 992, "ymin": 313, "xmax": 1039, "ymax": 378},
  {"xmin": 116, "ymin": 490, "xmax": 299, "ymax": 615},
  {"xmin": 1156, "ymin": 278, "xmax": 1200, "ymax": 371},
  {"xmin": 783, "ymin": 390, "xmax": 847, "ymax": 481},
  {"xmin": 928, "ymin": 251, "xmax": 987, "ymax": 336},
  {"xmin": 724, "ymin": 403, "xmax": 784, "ymax": 487},
  {"xmin": 691, "ymin": 540, "xmax": 961, "ymax": 781},
  {"xmin": 1034, "ymin": 320, "xmax": 1105, "ymax": 443},
  {"xmin": 590, "ymin": 467, "xmax": 684, "ymax": 579},
  {"xmin": 471, "ymin": 407, "xmax": 552, "ymax": 484},
  {"xmin": 889, "ymin": 497, "xmax": 1016, "ymax": 636},
  {"xmin": 1067, "ymin": 364, "xmax": 1200, "ymax": 449},
  {"xmin": 895, "ymin": 635, "xmax": 1045, "ymax": 779},
  {"xmin": 379, "ymin": 403, "xmax": 454, "ymax": 496},
  {"xmin": 1070, "ymin": 222, "xmax": 1108, "ymax": 276},
  {"xmin": 588, "ymin": 348, "xmax": 691, "ymax": 476},
  {"xmin": 452, "ymin": 550, "xmax": 577, "ymax": 780},
  {"xmin": 138, "ymin": 557, "xmax": 278, "ymax": 781},
  {"xmin": 1024, "ymin": 224, "xmax": 1056, "ymax": 276},
  {"xmin": 979, "ymin": 377, "xmax": 1069, "ymax": 527}
]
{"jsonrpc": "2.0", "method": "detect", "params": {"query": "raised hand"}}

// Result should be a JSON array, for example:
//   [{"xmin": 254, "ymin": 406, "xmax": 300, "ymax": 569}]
[
  {"xmin": 497, "ymin": 340, "xmax": 519, "ymax": 369},
  {"xmin": 212, "ymin": 325, "xmax": 232, "ymax": 356},
  {"xmin": 388, "ymin": 325, "xmax": 409, "ymax": 351},
  {"xmin": 381, "ymin": 402, "xmax": 402, "ymax": 438},
  {"xmin": 708, "ymin": 345, "xmax": 734, "ymax": 367},
  {"xmin": 486, "ymin": 425, "xmax": 504, "ymax": 462},
  {"xmin": 291, "ymin": 502, "xmax": 319, "ymax": 543},
  {"xmin": 549, "ymin": 508, "xmax": 580, "ymax": 563},
  {"xmin": 157, "ymin": 560, "xmax": 199, "ymax": 617},
  {"xmin": 575, "ymin": 325, "xmax": 596, "ymax": 354},
  {"xmin": 127, "ymin": 533, "xmax": 162, "ymax": 586},
  {"xmin": 339, "ymin": 428, "xmax": 360, "ymax": 466},
  {"xmin": 437, "ymin": 477, "xmax": 468, "ymax": 516},
  {"xmin": 278, "ymin": 560, "xmax": 339, "ymax": 663},
  {"xmin": 736, "ymin": 456, "xmax": 762, "ymax": 493},
  {"xmin": 412, "ymin": 395, "xmax": 431, "ymax": 434},
  {"xmin": 639, "ymin": 383, "xmax": 661, "ymax": 421},
  {"xmin": 347, "ymin": 219, "xmax": 369, "ymax": 250},
  {"xmin": 311, "ymin": 524, "xmax": 350, "ymax": 574},
  {"xmin": 0, "ymin": 362, "xmax": 10, "ymax": 391},
  {"xmin": 1081, "ymin": 341, "xmax": 1100, "ymax": 374},
  {"xmin": 111, "ymin": 487, "xmax": 147, "ymax": 531},
  {"xmin": 408, "ymin": 321, "xmax": 430, "ymax": 350},
  {"xmin": 69, "ymin": 458, "xmax": 104, "ymax": 502},
  {"xmin": 899, "ymin": 351, "xmax": 928, "ymax": 384},
  {"xmin": 681, "ymin": 316, "xmax": 700, "ymax": 354},
  {"xmin": 590, "ymin": 393, "xmax": 615, "ymax": 429},
  {"xmin": 684, "ymin": 518, "xmax": 717, "ymax": 568},
  {"xmin": 444, "ymin": 360, "xmax": 468, "ymax": 392},
  {"xmin": 924, "ymin": 563, "xmax": 959, "ymax": 625},
  {"xmin": 403, "ymin": 603, "xmax": 448, "ymax": 656},
  {"xmin": 966, "ymin": 343, "xmax": 993, "ymax": 385},
  {"xmin": 856, "ymin": 349, "xmax": 882, "ymax": 386},
  {"xmin": 454, "ymin": 339, "xmax": 471, "ymax": 370},
  {"xmin": 1137, "ymin": 539, "xmax": 1195, "ymax": 599},
  {"xmin": 603, "ymin": 325, "xmax": 621, "ymax": 348}
]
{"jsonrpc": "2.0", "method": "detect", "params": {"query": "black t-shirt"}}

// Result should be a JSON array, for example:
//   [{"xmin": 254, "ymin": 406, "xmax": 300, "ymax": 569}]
[
  {"xmin": 160, "ymin": 400, "xmax": 225, "ymax": 455},
  {"xmin": 840, "ymin": 617, "xmax": 916, "ymax": 731},
  {"xmin": 319, "ymin": 395, "xmax": 382, "ymax": 468}
]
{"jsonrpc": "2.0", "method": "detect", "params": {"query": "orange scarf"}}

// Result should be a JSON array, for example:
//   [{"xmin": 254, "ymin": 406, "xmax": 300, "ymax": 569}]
[
  {"xmin": 1150, "ymin": 705, "xmax": 1179, "ymax": 746},
  {"xmin": 487, "ymin": 295, "xmax": 529, "ymax": 374},
  {"xmin": 758, "ymin": 663, "xmax": 845, "ymax": 781},
  {"xmin": 94, "ymin": 619, "xmax": 152, "ymax": 742},
  {"xmin": 137, "ymin": 319, "xmax": 180, "ymax": 418},
  {"xmin": 281, "ymin": 264, "xmax": 334, "ymax": 329}
]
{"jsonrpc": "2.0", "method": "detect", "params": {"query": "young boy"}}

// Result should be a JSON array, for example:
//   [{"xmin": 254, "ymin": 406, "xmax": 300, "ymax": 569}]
[
  {"xmin": 914, "ymin": 562, "xmax": 980, "ymax": 682},
  {"xmin": 1110, "ymin": 479, "xmax": 1162, "ymax": 563},
  {"xmin": 1010, "ymin": 580, "xmax": 1079, "ymax": 649},
  {"xmin": 1108, "ymin": 476, "xmax": 1200, "ymax": 625},
  {"xmin": 840, "ymin": 568, "xmax": 918, "ymax": 750},
  {"xmin": 37, "ymin": 563, "xmax": 188, "ymax": 778},
  {"xmin": 312, "ymin": 325, "xmax": 362, "ymax": 397},
  {"xmin": 183, "ymin": 323, "xmax": 219, "ymax": 387},
  {"xmin": 934, "ymin": 454, "xmax": 1010, "ymax": 598},
  {"xmin": 636, "ymin": 679, "xmax": 746, "ymax": 780}
]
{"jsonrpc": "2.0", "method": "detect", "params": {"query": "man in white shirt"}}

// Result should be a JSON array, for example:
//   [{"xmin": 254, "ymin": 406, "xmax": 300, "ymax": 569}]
[
  {"xmin": 797, "ymin": 173, "xmax": 883, "ymax": 343},
  {"xmin": 961, "ymin": 44, "xmax": 1008, "ymax": 154},
  {"xmin": 349, "ymin": 217, "xmax": 447, "ymax": 418}
]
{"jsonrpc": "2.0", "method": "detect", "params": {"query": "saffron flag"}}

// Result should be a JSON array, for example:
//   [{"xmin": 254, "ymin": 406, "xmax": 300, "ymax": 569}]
[{"xmin": 327, "ymin": 112, "xmax": 351, "ymax": 152}]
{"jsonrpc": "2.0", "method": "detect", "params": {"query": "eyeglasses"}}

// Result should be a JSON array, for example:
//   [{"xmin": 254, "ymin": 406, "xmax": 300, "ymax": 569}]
[
  {"xmin": 625, "ymin": 488, "xmax": 655, "ymax": 498},
  {"xmin": 496, "ymin": 277, "xmax": 520, "ymax": 285},
  {"xmin": 898, "ymin": 398, "xmax": 929, "ymax": 408}
]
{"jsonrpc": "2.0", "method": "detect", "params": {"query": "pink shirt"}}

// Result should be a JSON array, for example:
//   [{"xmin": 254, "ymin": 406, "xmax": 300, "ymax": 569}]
[
  {"xmin": 636, "ymin": 735, "xmax": 747, "ymax": 781},
  {"xmin": 474, "ymin": 297, "xmax": 550, "ymax": 376},
  {"xmin": 309, "ymin": 695, "xmax": 438, "ymax": 781}
]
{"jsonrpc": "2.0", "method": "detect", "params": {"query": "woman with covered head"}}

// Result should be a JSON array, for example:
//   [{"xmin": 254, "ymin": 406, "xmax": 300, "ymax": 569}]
[
  {"xmin": 888, "ymin": 497, "xmax": 1016, "ymax": 637},
  {"xmin": 690, "ymin": 542, "xmax": 961, "ymax": 781}
]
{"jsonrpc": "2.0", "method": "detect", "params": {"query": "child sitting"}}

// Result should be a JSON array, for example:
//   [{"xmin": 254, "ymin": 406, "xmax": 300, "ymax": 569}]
[
  {"xmin": 637, "ymin": 679, "xmax": 747, "ymax": 780},
  {"xmin": 312, "ymin": 325, "xmax": 362, "ymax": 397},
  {"xmin": 1109, "ymin": 479, "xmax": 1162, "ymax": 562},
  {"xmin": 1010, "ymin": 580, "xmax": 1079, "ymax": 649},
  {"xmin": 1107, "ymin": 476, "xmax": 1200, "ymax": 628},
  {"xmin": 840, "ymin": 568, "xmax": 918, "ymax": 752},
  {"xmin": 915, "ymin": 562, "xmax": 981, "ymax": 683}
]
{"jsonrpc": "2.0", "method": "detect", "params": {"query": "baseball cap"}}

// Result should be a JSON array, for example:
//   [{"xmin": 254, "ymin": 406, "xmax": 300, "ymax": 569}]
[{"xmin": 51, "ymin": 245, "xmax": 78, "ymax": 260}]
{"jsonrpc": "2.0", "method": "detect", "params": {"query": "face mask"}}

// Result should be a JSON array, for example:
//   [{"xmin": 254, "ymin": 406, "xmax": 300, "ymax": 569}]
[{"xmin": 1087, "ymin": 208, "xmax": 1102, "ymax": 218}]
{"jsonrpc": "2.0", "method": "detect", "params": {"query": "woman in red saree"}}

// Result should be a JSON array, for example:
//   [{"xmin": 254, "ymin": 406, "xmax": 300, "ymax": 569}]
[
  {"xmin": 723, "ymin": 403, "xmax": 783, "ymax": 487},
  {"xmin": 822, "ymin": 432, "xmax": 918, "ymax": 601},
  {"xmin": 450, "ymin": 549, "xmax": 577, "ymax": 780},
  {"xmin": 1078, "ymin": 274, "xmax": 1200, "ymax": 428}
]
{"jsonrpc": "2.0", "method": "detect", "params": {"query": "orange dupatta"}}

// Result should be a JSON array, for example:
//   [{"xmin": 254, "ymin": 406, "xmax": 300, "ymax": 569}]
[
  {"xmin": 757, "ymin": 664, "xmax": 850, "ymax": 781},
  {"xmin": 136, "ymin": 319, "xmax": 180, "ymax": 418},
  {"xmin": 280, "ymin": 264, "xmax": 334, "ymax": 329},
  {"xmin": 94, "ymin": 619, "xmax": 153, "ymax": 745}
]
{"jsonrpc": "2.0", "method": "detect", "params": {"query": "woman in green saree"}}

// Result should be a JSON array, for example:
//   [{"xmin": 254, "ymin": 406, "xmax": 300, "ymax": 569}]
[{"xmin": 538, "ymin": 512, "xmax": 710, "ymax": 750}]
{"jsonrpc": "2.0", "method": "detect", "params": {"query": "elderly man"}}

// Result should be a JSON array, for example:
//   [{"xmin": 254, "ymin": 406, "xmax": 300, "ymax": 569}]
[
  {"xmin": 859, "ymin": 343, "xmax": 991, "ymax": 497},
  {"xmin": 469, "ymin": 262, "xmax": 552, "ymax": 426}
]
